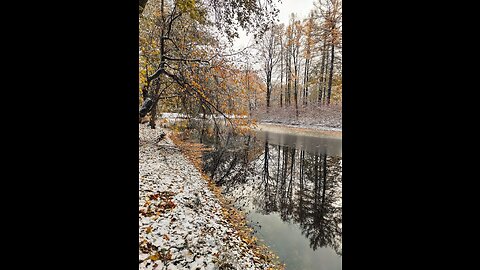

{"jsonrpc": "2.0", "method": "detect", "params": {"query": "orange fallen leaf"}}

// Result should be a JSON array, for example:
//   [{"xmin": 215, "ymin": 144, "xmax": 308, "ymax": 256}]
[{"xmin": 149, "ymin": 253, "xmax": 160, "ymax": 261}]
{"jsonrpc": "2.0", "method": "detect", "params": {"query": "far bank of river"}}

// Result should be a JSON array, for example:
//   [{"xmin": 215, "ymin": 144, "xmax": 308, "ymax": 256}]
[{"xmin": 255, "ymin": 122, "xmax": 342, "ymax": 139}]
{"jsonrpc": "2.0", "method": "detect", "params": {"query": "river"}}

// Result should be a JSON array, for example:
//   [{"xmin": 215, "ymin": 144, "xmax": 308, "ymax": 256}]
[{"xmin": 178, "ymin": 121, "xmax": 342, "ymax": 270}]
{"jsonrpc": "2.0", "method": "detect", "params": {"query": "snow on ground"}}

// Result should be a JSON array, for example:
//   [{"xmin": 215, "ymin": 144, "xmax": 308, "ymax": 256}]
[
  {"xmin": 139, "ymin": 125, "xmax": 276, "ymax": 270},
  {"xmin": 252, "ymin": 106, "xmax": 342, "ymax": 130}
]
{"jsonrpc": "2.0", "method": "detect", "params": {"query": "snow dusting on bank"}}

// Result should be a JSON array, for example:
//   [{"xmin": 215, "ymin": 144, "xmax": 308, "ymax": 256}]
[{"xmin": 139, "ymin": 125, "xmax": 278, "ymax": 270}]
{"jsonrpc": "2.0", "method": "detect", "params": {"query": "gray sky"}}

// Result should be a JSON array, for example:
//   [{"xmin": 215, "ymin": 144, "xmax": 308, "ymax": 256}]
[
  {"xmin": 232, "ymin": 0, "xmax": 315, "ymax": 50},
  {"xmin": 277, "ymin": 0, "xmax": 315, "ymax": 25}
]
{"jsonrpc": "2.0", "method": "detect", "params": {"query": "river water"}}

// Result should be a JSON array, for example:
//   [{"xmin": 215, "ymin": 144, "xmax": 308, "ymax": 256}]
[{"xmin": 179, "ymin": 122, "xmax": 342, "ymax": 270}]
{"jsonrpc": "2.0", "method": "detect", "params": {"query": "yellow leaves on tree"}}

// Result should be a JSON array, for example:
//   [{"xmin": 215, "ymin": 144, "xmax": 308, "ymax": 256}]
[{"xmin": 177, "ymin": 0, "xmax": 205, "ymax": 22}]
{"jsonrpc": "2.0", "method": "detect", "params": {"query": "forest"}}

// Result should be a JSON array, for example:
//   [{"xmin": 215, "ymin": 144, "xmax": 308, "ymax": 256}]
[
  {"xmin": 139, "ymin": 0, "xmax": 342, "ymax": 128},
  {"xmin": 138, "ymin": 1, "xmax": 342, "ymax": 269}
]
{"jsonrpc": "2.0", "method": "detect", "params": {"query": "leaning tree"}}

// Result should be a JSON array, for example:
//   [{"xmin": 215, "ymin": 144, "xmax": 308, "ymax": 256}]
[{"xmin": 138, "ymin": 0, "xmax": 279, "ymax": 128}]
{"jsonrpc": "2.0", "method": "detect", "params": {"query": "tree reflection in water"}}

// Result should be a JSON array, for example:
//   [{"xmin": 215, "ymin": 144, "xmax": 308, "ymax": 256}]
[{"xmin": 197, "ymin": 128, "xmax": 342, "ymax": 256}]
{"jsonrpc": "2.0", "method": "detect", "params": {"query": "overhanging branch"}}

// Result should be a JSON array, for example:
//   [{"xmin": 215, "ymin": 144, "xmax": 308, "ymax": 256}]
[
  {"xmin": 163, "ymin": 70, "xmax": 233, "ymax": 126},
  {"xmin": 164, "ymin": 56, "xmax": 210, "ymax": 64},
  {"xmin": 139, "ymin": 0, "xmax": 149, "ymax": 15},
  {"xmin": 147, "ymin": 66, "xmax": 165, "ymax": 82}
]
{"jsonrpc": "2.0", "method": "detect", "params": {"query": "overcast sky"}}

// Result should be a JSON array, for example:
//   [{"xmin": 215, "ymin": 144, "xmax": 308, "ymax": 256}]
[
  {"xmin": 232, "ymin": 0, "xmax": 315, "ymax": 50},
  {"xmin": 277, "ymin": 0, "xmax": 315, "ymax": 25}
]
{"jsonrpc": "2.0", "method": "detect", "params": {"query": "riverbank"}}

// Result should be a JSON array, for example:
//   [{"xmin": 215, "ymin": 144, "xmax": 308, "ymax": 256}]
[
  {"xmin": 252, "ymin": 105, "xmax": 342, "ymax": 131},
  {"xmin": 139, "ymin": 124, "xmax": 282, "ymax": 270},
  {"xmin": 254, "ymin": 122, "xmax": 342, "ymax": 139}
]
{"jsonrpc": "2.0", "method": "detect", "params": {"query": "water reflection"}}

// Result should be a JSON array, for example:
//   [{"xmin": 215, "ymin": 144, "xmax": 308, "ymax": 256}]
[{"xmin": 200, "ymin": 129, "xmax": 342, "ymax": 256}]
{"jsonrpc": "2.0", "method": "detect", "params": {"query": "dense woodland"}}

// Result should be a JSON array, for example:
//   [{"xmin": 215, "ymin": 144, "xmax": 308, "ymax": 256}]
[{"xmin": 139, "ymin": 0, "xmax": 342, "ymax": 128}]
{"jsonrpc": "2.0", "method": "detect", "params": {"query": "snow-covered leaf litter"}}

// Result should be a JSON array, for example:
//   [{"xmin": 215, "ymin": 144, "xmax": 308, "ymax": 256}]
[{"xmin": 139, "ymin": 125, "xmax": 277, "ymax": 270}]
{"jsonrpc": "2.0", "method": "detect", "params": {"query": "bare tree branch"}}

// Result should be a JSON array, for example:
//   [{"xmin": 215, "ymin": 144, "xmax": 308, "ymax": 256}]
[
  {"xmin": 158, "ymin": 94, "xmax": 182, "ymax": 99},
  {"xmin": 139, "ymin": 0, "xmax": 149, "ymax": 14},
  {"xmin": 164, "ymin": 56, "xmax": 210, "ymax": 64},
  {"xmin": 166, "ymin": 12, "xmax": 182, "ymax": 38}
]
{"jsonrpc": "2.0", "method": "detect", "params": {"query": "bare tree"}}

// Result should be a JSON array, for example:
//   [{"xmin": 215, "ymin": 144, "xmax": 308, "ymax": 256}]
[
  {"xmin": 278, "ymin": 25, "xmax": 285, "ymax": 107},
  {"xmin": 257, "ymin": 24, "xmax": 281, "ymax": 112},
  {"xmin": 290, "ymin": 15, "xmax": 302, "ymax": 118},
  {"xmin": 302, "ymin": 12, "xmax": 315, "ymax": 106},
  {"xmin": 316, "ymin": 0, "xmax": 342, "ymax": 105}
]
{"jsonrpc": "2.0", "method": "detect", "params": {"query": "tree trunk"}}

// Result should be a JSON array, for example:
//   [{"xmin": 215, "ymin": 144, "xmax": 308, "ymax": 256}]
[
  {"xmin": 327, "ymin": 43, "xmax": 335, "ymax": 105},
  {"xmin": 304, "ymin": 58, "xmax": 310, "ymax": 106},
  {"xmin": 148, "ymin": 81, "xmax": 161, "ymax": 128},
  {"xmin": 148, "ymin": 103, "xmax": 157, "ymax": 128},
  {"xmin": 303, "ymin": 58, "xmax": 307, "ymax": 105},
  {"xmin": 143, "ymin": 0, "xmax": 166, "ymax": 128},
  {"xmin": 294, "ymin": 65, "xmax": 298, "ymax": 118},
  {"xmin": 288, "ymin": 148, "xmax": 295, "ymax": 199},
  {"xmin": 322, "ymin": 43, "xmax": 330, "ymax": 105},
  {"xmin": 298, "ymin": 150, "xmax": 305, "ymax": 222},
  {"xmin": 266, "ymin": 73, "xmax": 271, "ymax": 111},
  {"xmin": 280, "ymin": 89, "xmax": 283, "ymax": 108},
  {"xmin": 142, "ymin": 85, "xmax": 149, "ymax": 102},
  {"xmin": 276, "ymin": 145, "xmax": 281, "ymax": 184},
  {"xmin": 263, "ymin": 141, "xmax": 269, "ymax": 186},
  {"xmin": 321, "ymin": 154, "xmax": 327, "ymax": 209},
  {"xmin": 286, "ymin": 52, "xmax": 291, "ymax": 106},
  {"xmin": 280, "ymin": 37, "xmax": 284, "ymax": 108},
  {"xmin": 293, "ymin": 46, "xmax": 299, "ymax": 118},
  {"xmin": 318, "ymin": 33, "xmax": 327, "ymax": 104},
  {"xmin": 266, "ymin": 83, "xmax": 271, "ymax": 109},
  {"xmin": 282, "ymin": 146, "xmax": 288, "ymax": 189}
]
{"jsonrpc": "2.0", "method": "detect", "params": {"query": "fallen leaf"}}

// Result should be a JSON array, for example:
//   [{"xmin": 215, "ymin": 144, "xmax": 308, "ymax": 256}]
[{"xmin": 150, "ymin": 253, "xmax": 160, "ymax": 261}]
